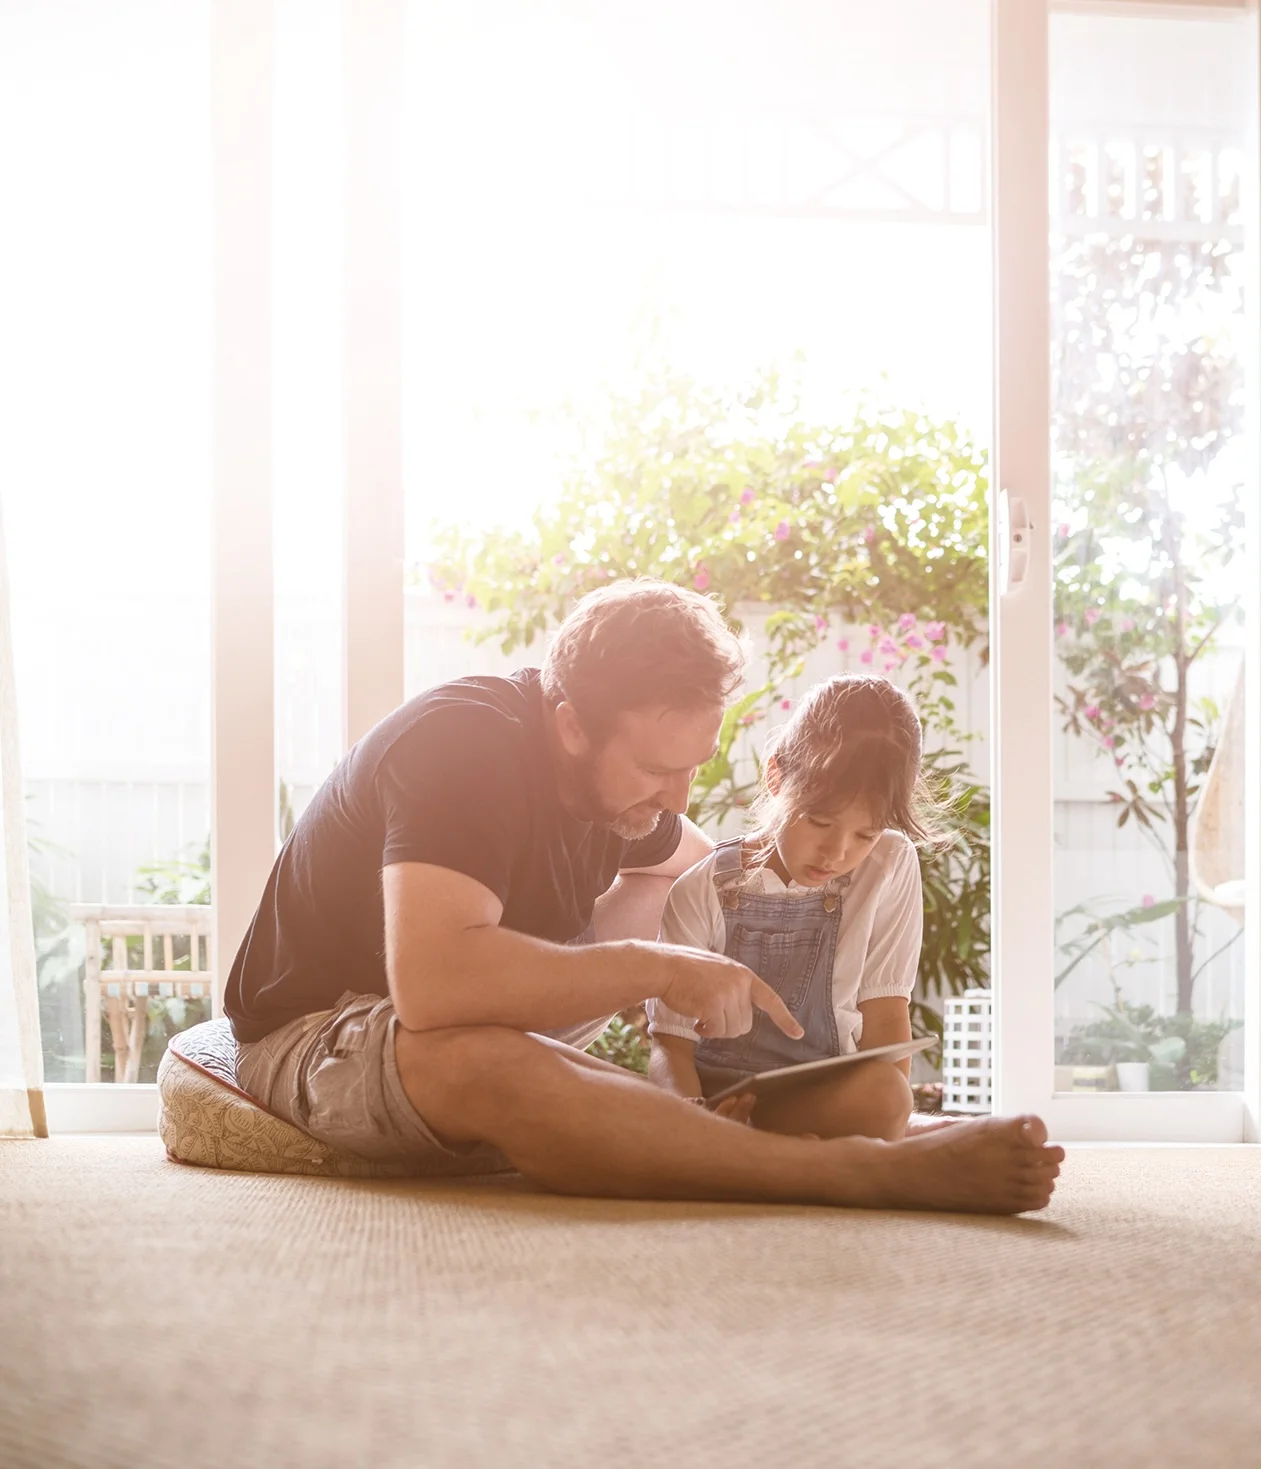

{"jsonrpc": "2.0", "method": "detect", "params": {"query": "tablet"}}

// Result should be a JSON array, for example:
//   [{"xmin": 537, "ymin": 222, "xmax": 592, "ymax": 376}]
[{"xmin": 705, "ymin": 1036, "xmax": 937, "ymax": 1107}]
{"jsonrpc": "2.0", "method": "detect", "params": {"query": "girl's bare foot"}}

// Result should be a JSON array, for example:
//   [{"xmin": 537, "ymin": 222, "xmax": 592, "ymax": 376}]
[
  {"xmin": 829, "ymin": 1114, "xmax": 1064, "ymax": 1215},
  {"xmin": 904, "ymin": 1112, "xmax": 962, "ymax": 1135}
]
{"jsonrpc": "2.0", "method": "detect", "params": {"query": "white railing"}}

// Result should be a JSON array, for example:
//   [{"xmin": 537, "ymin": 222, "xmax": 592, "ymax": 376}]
[{"xmin": 68, "ymin": 905, "xmax": 216, "ymax": 1084}]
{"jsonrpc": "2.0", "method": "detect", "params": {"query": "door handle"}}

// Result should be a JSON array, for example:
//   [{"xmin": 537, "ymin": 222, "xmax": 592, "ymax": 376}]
[{"xmin": 997, "ymin": 489, "xmax": 1031, "ymax": 595}]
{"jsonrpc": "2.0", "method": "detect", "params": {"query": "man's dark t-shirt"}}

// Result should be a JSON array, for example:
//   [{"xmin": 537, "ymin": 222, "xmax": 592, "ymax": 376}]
[{"xmin": 225, "ymin": 669, "xmax": 682, "ymax": 1043}]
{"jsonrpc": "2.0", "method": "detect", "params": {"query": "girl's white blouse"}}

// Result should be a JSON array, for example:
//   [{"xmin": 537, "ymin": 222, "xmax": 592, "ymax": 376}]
[{"xmin": 646, "ymin": 829, "xmax": 923, "ymax": 1053}]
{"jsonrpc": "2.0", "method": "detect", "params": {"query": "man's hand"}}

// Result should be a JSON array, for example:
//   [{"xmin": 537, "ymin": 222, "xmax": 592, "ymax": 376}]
[{"xmin": 657, "ymin": 949, "xmax": 804, "ymax": 1042}]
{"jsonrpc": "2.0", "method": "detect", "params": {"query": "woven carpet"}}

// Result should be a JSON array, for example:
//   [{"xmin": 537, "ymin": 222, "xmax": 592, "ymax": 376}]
[{"xmin": 2, "ymin": 1138, "xmax": 1259, "ymax": 1469}]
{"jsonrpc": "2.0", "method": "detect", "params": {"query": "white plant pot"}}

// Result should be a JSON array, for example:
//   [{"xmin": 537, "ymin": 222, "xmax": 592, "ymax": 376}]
[{"xmin": 1115, "ymin": 1061, "xmax": 1150, "ymax": 1092}]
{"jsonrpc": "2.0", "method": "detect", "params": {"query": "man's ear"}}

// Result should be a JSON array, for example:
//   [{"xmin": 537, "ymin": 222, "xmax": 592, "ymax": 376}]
[
  {"xmin": 552, "ymin": 700, "xmax": 592, "ymax": 757},
  {"xmin": 764, "ymin": 754, "xmax": 783, "ymax": 796}
]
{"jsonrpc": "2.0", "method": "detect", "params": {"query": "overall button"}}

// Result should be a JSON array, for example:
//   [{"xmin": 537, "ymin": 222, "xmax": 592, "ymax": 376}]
[{"xmin": 822, "ymin": 895, "xmax": 838, "ymax": 913}]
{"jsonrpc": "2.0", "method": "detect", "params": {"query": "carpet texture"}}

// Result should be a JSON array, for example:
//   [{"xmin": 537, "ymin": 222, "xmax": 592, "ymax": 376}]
[{"xmin": 2, "ymin": 1137, "xmax": 1259, "ymax": 1468}]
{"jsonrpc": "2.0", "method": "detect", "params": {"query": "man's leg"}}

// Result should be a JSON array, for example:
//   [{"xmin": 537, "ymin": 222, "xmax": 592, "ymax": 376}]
[{"xmin": 394, "ymin": 1024, "xmax": 1063, "ymax": 1215}]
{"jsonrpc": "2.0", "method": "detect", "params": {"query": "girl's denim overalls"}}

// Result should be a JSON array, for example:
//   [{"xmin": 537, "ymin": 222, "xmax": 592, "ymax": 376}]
[{"xmin": 694, "ymin": 837, "xmax": 849, "ymax": 1081}]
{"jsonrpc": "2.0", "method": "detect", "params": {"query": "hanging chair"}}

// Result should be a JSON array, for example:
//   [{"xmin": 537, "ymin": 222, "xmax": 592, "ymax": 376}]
[{"xmin": 1189, "ymin": 664, "xmax": 1246, "ymax": 926}]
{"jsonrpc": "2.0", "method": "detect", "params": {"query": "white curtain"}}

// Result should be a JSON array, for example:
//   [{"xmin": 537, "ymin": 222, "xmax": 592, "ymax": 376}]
[{"xmin": 0, "ymin": 495, "xmax": 46, "ymax": 1137}]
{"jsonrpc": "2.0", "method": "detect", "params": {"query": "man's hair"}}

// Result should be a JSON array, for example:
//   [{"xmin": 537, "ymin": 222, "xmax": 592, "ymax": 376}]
[{"xmin": 541, "ymin": 579, "xmax": 746, "ymax": 735}]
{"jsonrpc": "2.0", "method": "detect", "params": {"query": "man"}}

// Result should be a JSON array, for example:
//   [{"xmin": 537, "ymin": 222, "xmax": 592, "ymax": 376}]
[{"xmin": 228, "ymin": 580, "xmax": 1061, "ymax": 1213}]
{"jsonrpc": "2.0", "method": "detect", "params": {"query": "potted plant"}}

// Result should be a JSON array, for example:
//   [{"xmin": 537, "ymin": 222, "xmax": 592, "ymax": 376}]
[{"xmin": 1061, "ymin": 1001, "xmax": 1241, "ymax": 1091}]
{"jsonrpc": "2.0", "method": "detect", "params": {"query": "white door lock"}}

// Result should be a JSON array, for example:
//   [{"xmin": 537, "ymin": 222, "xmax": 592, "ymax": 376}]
[{"xmin": 997, "ymin": 490, "xmax": 1031, "ymax": 595}]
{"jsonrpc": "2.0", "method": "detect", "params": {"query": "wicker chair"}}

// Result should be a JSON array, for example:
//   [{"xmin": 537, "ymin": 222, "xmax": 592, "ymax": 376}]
[{"xmin": 69, "ymin": 905, "xmax": 216, "ymax": 1084}]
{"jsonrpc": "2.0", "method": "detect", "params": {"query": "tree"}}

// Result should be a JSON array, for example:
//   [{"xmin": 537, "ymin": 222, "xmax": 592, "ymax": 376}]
[{"xmin": 1051, "ymin": 148, "xmax": 1245, "ymax": 1016}]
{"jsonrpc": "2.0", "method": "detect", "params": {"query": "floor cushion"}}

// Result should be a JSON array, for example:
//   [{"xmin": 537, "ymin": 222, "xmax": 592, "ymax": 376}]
[{"xmin": 157, "ymin": 1018, "xmax": 425, "ymax": 1178}]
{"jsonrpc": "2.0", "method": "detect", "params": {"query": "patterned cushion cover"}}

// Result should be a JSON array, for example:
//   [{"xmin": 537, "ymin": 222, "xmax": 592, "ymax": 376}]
[{"xmin": 157, "ymin": 1018, "xmax": 424, "ymax": 1178}]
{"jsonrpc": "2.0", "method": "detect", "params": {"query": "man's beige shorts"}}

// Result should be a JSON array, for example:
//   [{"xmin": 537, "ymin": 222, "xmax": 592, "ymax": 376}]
[
  {"xmin": 236, "ymin": 992, "xmax": 516, "ymax": 1174},
  {"xmin": 236, "ymin": 990, "xmax": 613, "ymax": 1175}
]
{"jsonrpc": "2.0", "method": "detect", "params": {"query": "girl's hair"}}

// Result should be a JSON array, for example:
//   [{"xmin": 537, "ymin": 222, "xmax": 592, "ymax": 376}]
[{"xmin": 748, "ymin": 674, "xmax": 945, "ymax": 854}]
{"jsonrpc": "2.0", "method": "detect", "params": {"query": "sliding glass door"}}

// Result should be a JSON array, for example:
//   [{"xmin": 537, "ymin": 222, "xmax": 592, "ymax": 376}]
[{"xmin": 992, "ymin": 0, "xmax": 1258, "ymax": 1140}]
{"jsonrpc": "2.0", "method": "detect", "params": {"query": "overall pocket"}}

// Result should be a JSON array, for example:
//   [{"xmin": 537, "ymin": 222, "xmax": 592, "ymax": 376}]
[
  {"xmin": 719, "ymin": 923, "xmax": 827, "ymax": 1066},
  {"xmin": 731, "ymin": 923, "xmax": 825, "ymax": 1013}
]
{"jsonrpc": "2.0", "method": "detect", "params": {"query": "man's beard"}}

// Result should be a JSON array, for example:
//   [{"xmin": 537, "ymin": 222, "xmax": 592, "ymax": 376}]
[
  {"xmin": 607, "ymin": 804, "xmax": 663, "ymax": 841},
  {"xmin": 565, "ymin": 752, "xmax": 663, "ymax": 841}
]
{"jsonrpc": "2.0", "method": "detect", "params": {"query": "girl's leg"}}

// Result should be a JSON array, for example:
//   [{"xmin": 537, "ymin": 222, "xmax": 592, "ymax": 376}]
[{"xmin": 750, "ymin": 1060, "xmax": 914, "ymax": 1142}]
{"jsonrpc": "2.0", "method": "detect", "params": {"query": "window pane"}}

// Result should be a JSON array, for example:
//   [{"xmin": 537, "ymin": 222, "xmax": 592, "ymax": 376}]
[
  {"xmin": 1, "ymin": 2, "xmax": 213, "ymax": 1083},
  {"xmin": 402, "ymin": 0, "xmax": 994, "ymax": 1094},
  {"xmin": 1050, "ymin": 9, "xmax": 1250, "ymax": 1097}
]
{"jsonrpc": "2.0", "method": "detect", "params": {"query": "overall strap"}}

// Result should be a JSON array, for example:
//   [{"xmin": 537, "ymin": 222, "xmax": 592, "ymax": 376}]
[{"xmin": 711, "ymin": 837, "xmax": 745, "ymax": 883}]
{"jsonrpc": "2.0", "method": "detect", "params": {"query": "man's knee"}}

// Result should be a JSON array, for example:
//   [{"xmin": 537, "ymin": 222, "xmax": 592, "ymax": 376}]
[{"xmin": 394, "ymin": 1023, "xmax": 536, "ymax": 1125}]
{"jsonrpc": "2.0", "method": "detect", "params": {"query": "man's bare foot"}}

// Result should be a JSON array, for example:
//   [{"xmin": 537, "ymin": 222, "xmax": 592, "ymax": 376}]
[{"xmin": 830, "ymin": 1115, "xmax": 1064, "ymax": 1215}]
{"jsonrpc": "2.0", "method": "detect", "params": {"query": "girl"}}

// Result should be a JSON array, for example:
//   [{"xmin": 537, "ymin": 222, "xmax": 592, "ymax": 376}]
[{"xmin": 647, "ymin": 673, "xmax": 939, "ymax": 1142}]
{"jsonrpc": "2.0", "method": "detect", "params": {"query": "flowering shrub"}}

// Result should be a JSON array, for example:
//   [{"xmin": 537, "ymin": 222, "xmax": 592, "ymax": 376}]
[
  {"xmin": 426, "ymin": 370, "xmax": 992, "ymax": 1031},
  {"xmin": 1051, "ymin": 209, "xmax": 1245, "ymax": 1021}
]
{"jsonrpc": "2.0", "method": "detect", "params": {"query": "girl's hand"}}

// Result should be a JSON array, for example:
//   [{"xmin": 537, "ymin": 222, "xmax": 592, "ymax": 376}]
[{"xmin": 709, "ymin": 1090, "xmax": 757, "ymax": 1125}]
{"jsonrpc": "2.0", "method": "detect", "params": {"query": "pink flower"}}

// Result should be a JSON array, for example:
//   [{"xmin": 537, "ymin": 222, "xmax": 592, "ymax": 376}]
[
  {"xmin": 1058, "ymin": 523, "xmax": 1070, "ymax": 539},
  {"xmin": 780, "ymin": 698, "xmax": 792, "ymax": 710},
  {"xmin": 774, "ymin": 520, "xmax": 790, "ymax": 541},
  {"xmin": 1102, "ymin": 717, "xmax": 1114, "ymax": 730},
  {"xmin": 1119, "ymin": 617, "xmax": 1135, "ymax": 633},
  {"xmin": 814, "ymin": 615, "xmax": 828, "ymax": 634},
  {"xmin": 925, "ymin": 621, "xmax": 946, "ymax": 642},
  {"xmin": 741, "ymin": 487, "xmax": 756, "ymax": 505},
  {"xmin": 930, "ymin": 646, "xmax": 947, "ymax": 662},
  {"xmin": 905, "ymin": 634, "xmax": 924, "ymax": 650},
  {"xmin": 466, "ymin": 594, "xmax": 477, "ymax": 609},
  {"xmin": 898, "ymin": 613, "xmax": 917, "ymax": 632},
  {"xmin": 728, "ymin": 508, "xmax": 741, "ymax": 523},
  {"xmin": 739, "ymin": 714, "xmax": 756, "ymax": 726},
  {"xmin": 860, "ymin": 649, "xmax": 874, "ymax": 665},
  {"xmin": 1084, "ymin": 705, "xmax": 1100, "ymax": 721},
  {"xmin": 864, "ymin": 527, "xmax": 875, "ymax": 543},
  {"xmin": 443, "ymin": 592, "xmax": 456, "ymax": 603},
  {"xmin": 866, "ymin": 624, "xmax": 882, "ymax": 639},
  {"xmin": 1139, "ymin": 693, "xmax": 1156, "ymax": 711},
  {"xmin": 552, "ymin": 553, "xmax": 567, "ymax": 567},
  {"xmin": 692, "ymin": 566, "xmax": 710, "ymax": 592},
  {"xmin": 836, "ymin": 638, "xmax": 849, "ymax": 652},
  {"xmin": 884, "ymin": 661, "xmax": 899, "ymax": 672},
  {"xmin": 1056, "ymin": 621, "xmax": 1070, "ymax": 639},
  {"xmin": 1103, "ymin": 735, "xmax": 1116, "ymax": 749},
  {"xmin": 823, "ymin": 467, "xmax": 838, "ymax": 482},
  {"xmin": 1084, "ymin": 608, "xmax": 1101, "ymax": 626},
  {"xmin": 879, "ymin": 636, "xmax": 899, "ymax": 657},
  {"xmin": 1142, "ymin": 894, "xmax": 1154, "ymax": 907}
]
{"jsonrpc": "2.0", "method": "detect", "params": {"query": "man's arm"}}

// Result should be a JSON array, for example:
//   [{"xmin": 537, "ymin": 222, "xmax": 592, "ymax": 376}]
[{"xmin": 384, "ymin": 861, "xmax": 804, "ymax": 1041}]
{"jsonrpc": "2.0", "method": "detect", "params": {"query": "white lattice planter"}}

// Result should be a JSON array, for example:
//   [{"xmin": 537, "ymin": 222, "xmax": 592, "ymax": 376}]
[{"xmin": 942, "ymin": 988, "xmax": 992, "ymax": 1114}]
